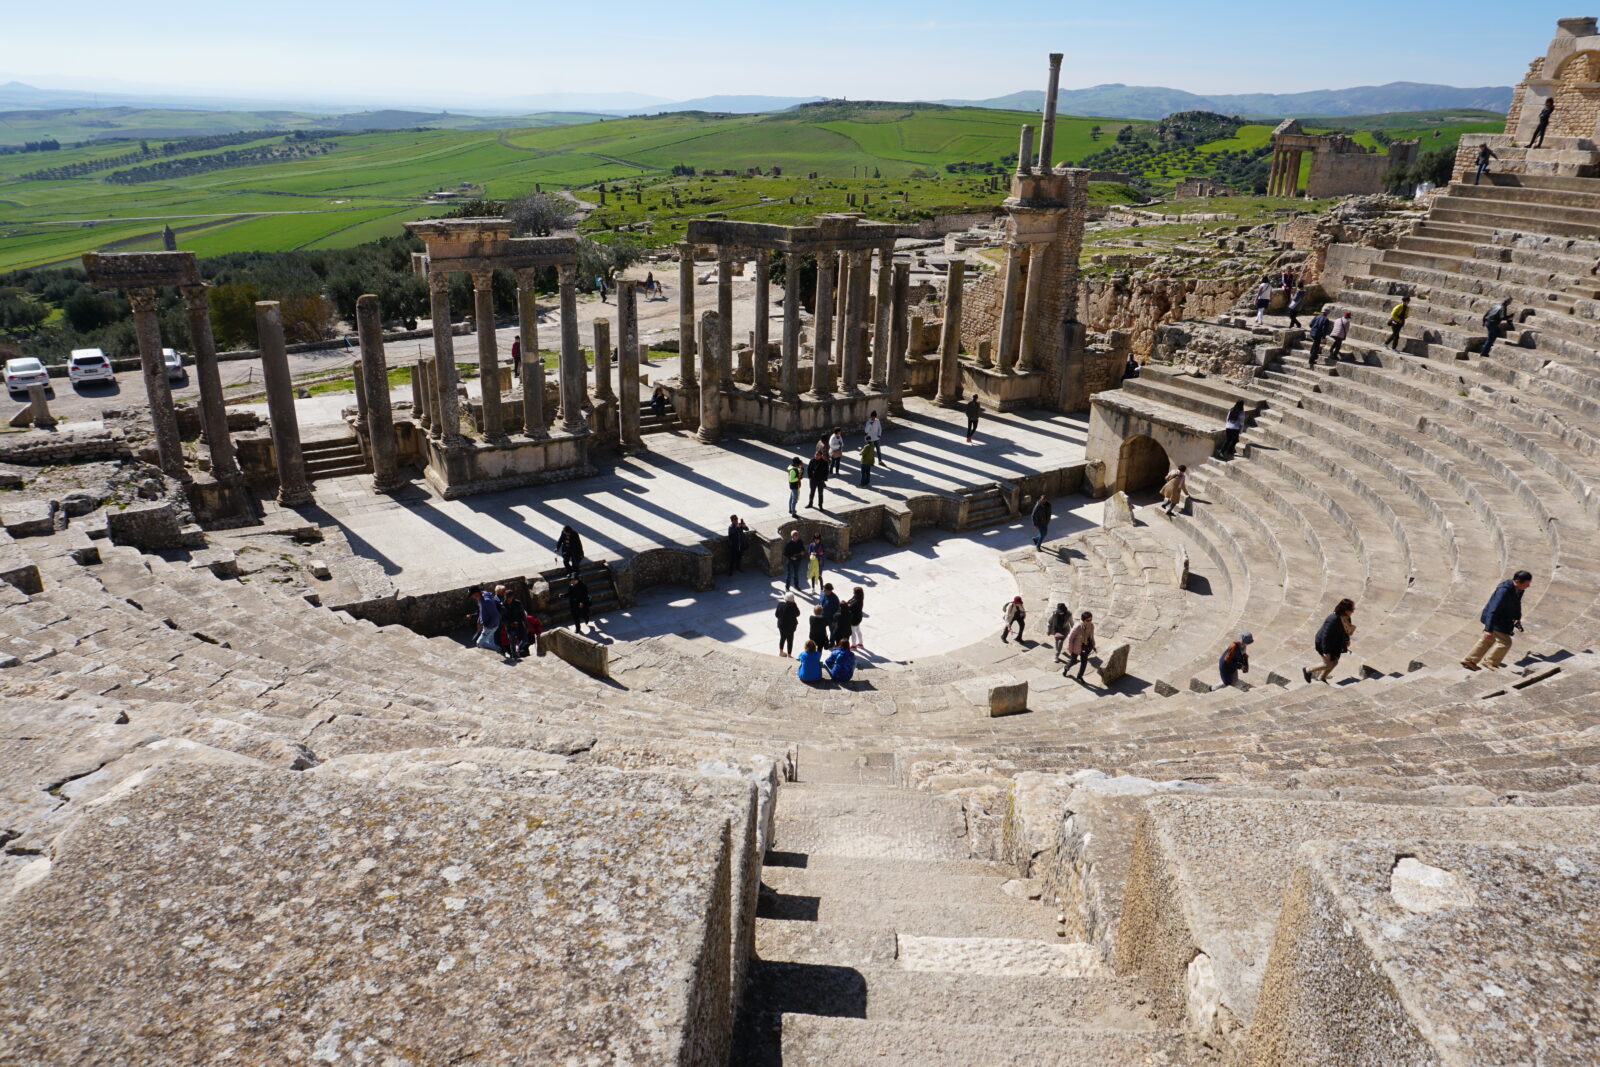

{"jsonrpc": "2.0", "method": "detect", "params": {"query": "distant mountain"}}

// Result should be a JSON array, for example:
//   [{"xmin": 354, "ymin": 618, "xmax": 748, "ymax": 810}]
[
  {"xmin": 630, "ymin": 95, "xmax": 824, "ymax": 115},
  {"xmin": 941, "ymin": 81, "xmax": 1512, "ymax": 120}
]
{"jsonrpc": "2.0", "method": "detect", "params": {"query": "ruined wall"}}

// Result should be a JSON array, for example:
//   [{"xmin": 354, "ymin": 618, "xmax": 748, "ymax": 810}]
[
  {"xmin": 960, "ymin": 271, "xmax": 1004, "ymax": 352},
  {"xmin": 1076, "ymin": 276, "xmax": 1250, "ymax": 360},
  {"xmin": 1305, "ymin": 151, "xmax": 1397, "ymax": 199},
  {"xmin": 1505, "ymin": 58, "xmax": 1543, "ymax": 134}
]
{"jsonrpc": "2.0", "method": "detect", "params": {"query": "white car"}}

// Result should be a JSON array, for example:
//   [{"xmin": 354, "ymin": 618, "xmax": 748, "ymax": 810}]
[
  {"xmin": 162, "ymin": 348, "xmax": 185, "ymax": 382},
  {"xmin": 67, "ymin": 348, "xmax": 114, "ymax": 384},
  {"xmin": 3, "ymin": 357, "xmax": 50, "ymax": 395}
]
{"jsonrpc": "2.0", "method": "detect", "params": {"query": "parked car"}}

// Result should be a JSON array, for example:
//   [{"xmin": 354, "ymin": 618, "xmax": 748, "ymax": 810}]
[
  {"xmin": 67, "ymin": 348, "xmax": 114, "ymax": 384},
  {"xmin": 162, "ymin": 348, "xmax": 185, "ymax": 383},
  {"xmin": 3, "ymin": 357, "xmax": 50, "ymax": 395}
]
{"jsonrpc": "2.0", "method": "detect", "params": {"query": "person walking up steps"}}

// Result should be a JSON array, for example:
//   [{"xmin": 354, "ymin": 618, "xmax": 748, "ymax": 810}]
[
  {"xmin": 775, "ymin": 593, "xmax": 800, "ymax": 657},
  {"xmin": 1480, "ymin": 298, "xmax": 1513, "ymax": 358},
  {"xmin": 786, "ymin": 457, "xmax": 802, "ymax": 516},
  {"xmin": 1031, "ymin": 495, "xmax": 1053, "ymax": 548},
  {"xmin": 1253, "ymin": 277, "xmax": 1271, "ymax": 326},
  {"xmin": 1462, "ymin": 570, "xmax": 1532, "ymax": 671},
  {"xmin": 1062, "ymin": 611, "xmax": 1096, "ymax": 682},
  {"xmin": 864, "ymin": 410, "xmax": 886, "ymax": 467},
  {"xmin": 806, "ymin": 448, "xmax": 829, "ymax": 509},
  {"xmin": 1307, "ymin": 306, "xmax": 1332, "ymax": 366},
  {"xmin": 556, "ymin": 524, "xmax": 584, "ymax": 578},
  {"xmin": 1219, "ymin": 401, "xmax": 1245, "ymax": 459},
  {"xmin": 807, "ymin": 534, "xmax": 825, "ymax": 593},
  {"xmin": 1473, "ymin": 143, "xmax": 1499, "ymax": 185},
  {"xmin": 1047, "ymin": 602, "xmax": 1071, "ymax": 661},
  {"xmin": 1386, "ymin": 295, "xmax": 1410, "ymax": 349},
  {"xmin": 1160, "ymin": 465, "xmax": 1188, "ymax": 517},
  {"xmin": 859, "ymin": 439, "xmax": 876, "ymax": 486},
  {"xmin": 726, "ymin": 515, "xmax": 749, "ymax": 573},
  {"xmin": 1284, "ymin": 286, "xmax": 1306, "ymax": 329},
  {"xmin": 566, "ymin": 575, "xmax": 592, "ymax": 635},
  {"xmin": 1528, "ymin": 97, "xmax": 1555, "ymax": 149},
  {"xmin": 964, "ymin": 393, "xmax": 981, "ymax": 442},
  {"xmin": 1001, "ymin": 595, "xmax": 1026, "ymax": 643},
  {"xmin": 782, "ymin": 530, "xmax": 806, "ymax": 591},
  {"xmin": 828, "ymin": 429, "xmax": 845, "ymax": 477},
  {"xmin": 1218, "ymin": 632, "xmax": 1253, "ymax": 689},
  {"xmin": 1328, "ymin": 310, "xmax": 1351, "ymax": 362},
  {"xmin": 1303, "ymin": 598, "xmax": 1355, "ymax": 684}
]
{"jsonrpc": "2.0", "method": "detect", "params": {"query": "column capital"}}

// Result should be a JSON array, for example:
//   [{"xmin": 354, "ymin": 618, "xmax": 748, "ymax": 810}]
[
  {"xmin": 558, "ymin": 262, "xmax": 576, "ymax": 283},
  {"xmin": 179, "ymin": 283, "xmax": 210, "ymax": 311},
  {"xmin": 470, "ymin": 269, "xmax": 495, "ymax": 291},
  {"xmin": 128, "ymin": 287, "xmax": 159, "ymax": 314},
  {"xmin": 428, "ymin": 270, "xmax": 451, "ymax": 295},
  {"xmin": 514, "ymin": 266, "xmax": 538, "ymax": 289},
  {"xmin": 717, "ymin": 245, "xmax": 737, "ymax": 263}
]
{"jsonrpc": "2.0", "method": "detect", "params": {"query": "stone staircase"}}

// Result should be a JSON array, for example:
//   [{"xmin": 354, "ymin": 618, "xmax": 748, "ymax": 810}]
[
  {"xmin": 301, "ymin": 434, "xmax": 371, "ymax": 482},
  {"xmin": 734, "ymin": 748, "xmax": 1202, "ymax": 1066},
  {"xmin": 960, "ymin": 484, "xmax": 1011, "ymax": 529},
  {"xmin": 529, "ymin": 558, "xmax": 622, "ymax": 629},
  {"xmin": 639, "ymin": 404, "xmax": 685, "ymax": 436}
]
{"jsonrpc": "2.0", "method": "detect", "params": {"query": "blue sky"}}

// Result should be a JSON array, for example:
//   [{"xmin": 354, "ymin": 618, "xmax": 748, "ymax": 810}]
[{"xmin": 3, "ymin": 0, "xmax": 1579, "ymax": 106}]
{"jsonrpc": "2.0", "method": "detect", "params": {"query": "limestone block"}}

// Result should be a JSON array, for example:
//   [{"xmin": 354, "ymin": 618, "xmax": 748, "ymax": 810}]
[
  {"xmin": 0, "ymin": 536, "xmax": 41, "ymax": 595},
  {"xmin": 989, "ymin": 679, "xmax": 1028, "ymax": 716},
  {"xmin": 1174, "ymin": 547, "xmax": 1190, "ymax": 589},
  {"xmin": 1098, "ymin": 643, "xmax": 1131, "ymax": 686},
  {"xmin": 539, "ymin": 626, "xmax": 611, "ymax": 678},
  {"xmin": 0, "ymin": 498, "xmax": 56, "ymax": 538},
  {"xmin": 1103, "ymin": 490, "xmax": 1134, "ymax": 529},
  {"xmin": 7, "ymin": 406, "xmax": 32, "ymax": 429}
]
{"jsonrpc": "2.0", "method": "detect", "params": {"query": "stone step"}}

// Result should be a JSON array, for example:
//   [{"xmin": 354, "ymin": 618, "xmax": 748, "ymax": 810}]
[
  {"xmin": 759, "ymin": 896, "xmax": 1062, "ymax": 939},
  {"xmin": 777, "ymin": 1017, "xmax": 1193, "ymax": 1067},
  {"xmin": 771, "ymin": 783, "xmax": 972, "ymax": 861}
]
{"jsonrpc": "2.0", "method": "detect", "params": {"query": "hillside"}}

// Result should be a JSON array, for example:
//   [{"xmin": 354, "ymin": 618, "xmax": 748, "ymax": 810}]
[{"xmin": 946, "ymin": 81, "xmax": 1513, "ymax": 120}]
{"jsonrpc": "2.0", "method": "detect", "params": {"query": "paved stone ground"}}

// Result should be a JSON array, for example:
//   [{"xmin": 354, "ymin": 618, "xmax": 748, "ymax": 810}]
[{"xmin": 306, "ymin": 398, "xmax": 1090, "ymax": 598}]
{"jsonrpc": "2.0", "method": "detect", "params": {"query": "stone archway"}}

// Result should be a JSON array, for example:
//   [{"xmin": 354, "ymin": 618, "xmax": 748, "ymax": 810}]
[
  {"xmin": 1118, "ymin": 434, "xmax": 1170, "ymax": 494},
  {"xmin": 1551, "ymin": 51, "xmax": 1600, "ymax": 139}
]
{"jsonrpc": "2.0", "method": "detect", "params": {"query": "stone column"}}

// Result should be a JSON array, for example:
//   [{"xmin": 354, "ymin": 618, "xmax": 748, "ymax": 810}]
[
  {"xmin": 427, "ymin": 272, "xmax": 462, "ymax": 442},
  {"xmin": 351, "ymin": 358, "xmax": 368, "ymax": 430},
  {"xmin": 752, "ymin": 249, "xmax": 771, "ymax": 392},
  {"xmin": 127, "ymin": 287, "xmax": 186, "ymax": 479},
  {"xmin": 1019, "ymin": 242, "xmax": 1049, "ymax": 371},
  {"xmin": 834, "ymin": 250, "xmax": 849, "ymax": 326},
  {"xmin": 871, "ymin": 246, "xmax": 893, "ymax": 389},
  {"xmin": 617, "ymin": 281, "xmax": 644, "ymax": 453},
  {"xmin": 888, "ymin": 261, "xmax": 910, "ymax": 410},
  {"xmin": 696, "ymin": 310, "xmax": 722, "ymax": 443},
  {"xmin": 593, "ymin": 317, "xmax": 615, "ymax": 402},
  {"xmin": 936, "ymin": 258, "xmax": 967, "ymax": 406},
  {"xmin": 997, "ymin": 243, "xmax": 1026, "ymax": 373},
  {"xmin": 414, "ymin": 358, "xmax": 433, "ymax": 431},
  {"xmin": 840, "ymin": 248, "xmax": 868, "ymax": 395},
  {"xmin": 1017, "ymin": 125, "xmax": 1035, "ymax": 176},
  {"xmin": 356, "ymin": 294, "xmax": 405, "ymax": 492},
  {"xmin": 676, "ymin": 243, "xmax": 697, "ymax": 388},
  {"xmin": 179, "ymin": 283, "xmax": 239, "ymax": 482},
  {"xmin": 1038, "ymin": 53, "xmax": 1063, "ymax": 169},
  {"xmin": 25, "ymin": 384, "xmax": 57, "ymax": 429},
  {"xmin": 717, "ymin": 247, "xmax": 735, "ymax": 389},
  {"xmin": 470, "ymin": 270, "xmax": 504, "ymax": 440},
  {"xmin": 515, "ymin": 268, "xmax": 546, "ymax": 439},
  {"xmin": 781, "ymin": 252, "xmax": 801, "ymax": 403},
  {"xmin": 812, "ymin": 252, "xmax": 836, "ymax": 396},
  {"xmin": 558, "ymin": 264, "xmax": 587, "ymax": 436},
  {"xmin": 255, "ymin": 301, "xmax": 312, "ymax": 506}
]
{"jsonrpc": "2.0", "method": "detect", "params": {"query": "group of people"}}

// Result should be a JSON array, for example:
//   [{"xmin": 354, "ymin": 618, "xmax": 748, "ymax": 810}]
[
  {"xmin": 1252, "ymin": 270, "xmax": 1303, "ymax": 327},
  {"xmin": 998, "ymin": 598, "xmax": 1100, "ymax": 681},
  {"xmin": 469, "ymin": 585, "xmax": 542, "ymax": 662},
  {"xmin": 784, "ymin": 412, "xmax": 890, "ymax": 514},
  {"xmin": 1472, "ymin": 98, "xmax": 1556, "ymax": 185}
]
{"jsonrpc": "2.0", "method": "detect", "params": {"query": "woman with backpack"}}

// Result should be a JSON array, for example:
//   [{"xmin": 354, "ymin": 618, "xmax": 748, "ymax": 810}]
[{"xmin": 1304, "ymin": 598, "xmax": 1355, "ymax": 684}]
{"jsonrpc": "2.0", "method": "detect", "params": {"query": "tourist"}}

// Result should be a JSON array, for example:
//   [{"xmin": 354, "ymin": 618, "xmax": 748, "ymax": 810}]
[
  {"xmin": 1124, "ymin": 355, "xmax": 1140, "ymax": 380},
  {"xmin": 1481, "ymin": 298, "xmax": 1513, "ymax": 358},
  {"xmin": 556, "ymin": 524, "xmax": 584, "ymax": 577},
  {"xmin": 807, "ymin": 534, "xmax": 826, "ymax": 592},
  {"xmin": 566, "ymin": 575, "xmax": 592, "ymax": 634},
  {"xmin": 859, "ymin": 439, "xmax": 876, "ymax": 486},
  {"xmin": 1473, "ymin": 143, "xmax": 1499, "ymax": 185},
  {"xmin": 1284, "ymin": 286, "xmax": 1306, "ymax": 329},
  {"xmin": 1218, "ymin": 632, "xmax": 1253, "ymax": 688},
  {"xmin": 1328, "ymin": 311, "xmax": 1352, "ymax": 362},
  {"xmin": 727, "ymin": 515, "xmax": 750, "ymax": 573},
  {"xmin": 1306, "ymin": 307, "xmax": 1333, "ymax": 366},
  {"xmin": 1462, "ymin": 570, "xmax": 1532, "ymax": 671},
  {"xmin": 1062, "ymin": 611, "xmax": 1096, "ymax": 682},
  {"xmin": 782, "ymin": 530, "xmax": 806, "ymax": 591},
  {"xmin": 511, "ymin": 336, "xmax": 522, "ymax": 381},
  {"xmin": 786, "ymin": 457, "xmax": 803, "ymax": 515},
  {"xmin": 524, "ymin": 609, "xmax": 544, "ymax": 657},
  {"xmin": 498, "ymin": 584, "xmax": 529, "ymax": 662},
  {"xmin": 1280, "ymin": 268, "xmax": 1297, "ymax": 293},
  {"xmin": 1031, "ymin": 495, "xmax": 1053, "ymax": 548},
  {"xmin": 595, "ymin": 274, "xmax": 609, "ymax": 303},
  {"xmin": 1160, "ymin": 465, "xmax": 1188, "ymax": 517},
  {"xmin": 1047, "ymin": 602, "xmax": 1072, "ymax": 661},
  {"xmin": 651, "ymin": 386, "xmax": 669, "ymax": 421},
  {"xmin": 1302, "ymin": 597, "xmax": 1356, "ymax": 684},
  {"xmin": 807, "ymin": 605, "xmax": 831, "ymax": 650},
  {"xmin": 1001, "ymin": 595, "xmax": 1026, "ymax": 643},
  {"xmin": 846, "ymin": 586, "xmax": 866, "ymax": 649},
  {"xmin": 1220, "ymin": 401, "xmax": 1245, "ymax": 458},
  {"xmin": 645, "ymin": 270, "xmax": 655, "ymax": 296},
  {"xmin": 470, "ymin": 588, "xmax": 502, "ymax": 653},
  {"xmin": 964, "ymin": 393, "xmax": 982, "ymax": 442},
  {"xmin": 797, "ymin": 639, "xmax": 824, "ymax": 683},
  {"xmin": 775, "ymin": 593, "xmax": 800, "ymax": 657},
  {"xmin": 1528, "ymin": 98, "xmax": 1555, "ymax": 149},
  {"xmin": 828, "ymin": 429, "xmax": 845, "ymax": 477},
  {"xmin": 1386, "ymin": 295, "xmax": 1411, "ymax": 349},
  {"xmin": 823, "ymin": 638, "xmax": 857, "ymax": 683},
  {"xmin": 821, "ymin": 582, "xmax": 841, "ymax": 633},
  {"xmin": 864, "ymin": 410, "xmax": 886, "ymax": 467},
  {"xmin": 806, "ymin": 449, "xmax": 830, "ymax": 509},
  {"xmin": 1253, "ymin": 277, "xmax": 1271, "ymax": 326}
]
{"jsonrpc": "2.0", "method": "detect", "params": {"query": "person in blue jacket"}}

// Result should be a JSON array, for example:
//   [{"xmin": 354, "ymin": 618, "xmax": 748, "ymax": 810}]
[
  {"xmin": 823, "ymin": 638, "xmax": 856, "ymax": 683},
  {"xmin": 797, "ymin": 640, "xmax": 824, "ymax": 683},
  {"xmin": 1462, "ymin": 570, "xmax": 1531, "ymax": 670}
]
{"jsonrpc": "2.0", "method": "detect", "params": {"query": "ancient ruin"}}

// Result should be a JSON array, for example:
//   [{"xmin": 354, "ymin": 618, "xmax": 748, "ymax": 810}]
[
  {"xmin": 2, "ymin": 27, "xmax": 1599, "ymax": 1067},
  {"xmin": 1265, "ymin": 119, "xmax": 1417, "ymax": 198}
]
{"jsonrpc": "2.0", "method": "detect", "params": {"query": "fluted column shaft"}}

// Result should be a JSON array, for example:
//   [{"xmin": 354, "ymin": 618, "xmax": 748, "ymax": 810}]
[
  {"xmin": 1019, "ymin": 242, "xmax": 1049, "ymax": 371},
  {"xmin": 888, "ymin": 260, "xmax": 910, "ymax": 408},
  {"xmin": 717, "ymin": 248, "xmax": 735, "ymax": 390},
  {"xmin": 936, "ymin": 259, "xmax": 966, "ymax": 406},
  {"xmin": 781, "ymin": 252, "xmax": 801, "ymax": 402},
  {"xmin": 255, "ymin": 300, "xmax": 312, "ymax": 505},
  {"xmin": 841, "ymin": 248, "xmax": 868, "ymax": 395},
  {"xmin": 558, "ymin": 264, "xmax": 587, "ymax": 436},
  {"xmin": 812, "ymin": 253, "xmax": 836, "ymax": 397},
  {"xmin": 752, "ymin": 249, "xmax": 771, "ymax": 392},
  {"xmin": 617, "ymin": 280, "xmax": 644, "ymax": 452},
  {"xmin": 428, "ymin": 272, "xmax": 462, "ymax": 441},
  {"xmin": 515, "ymin": 268, "xmax": 546, "ymax": 439},
  {"xmin": 470, "ymin": 270, "xmax": 503, "ymax": 440},
  {"xmin": 871, "ymin": 246, "xmax": 893, "ymax": 389},
  {"xmin": 180, "ymin": 283, "xmax": 238, "ymax": 481},
  {"xmin": 128, "ymin": 287, "xmax": 185, "ymax": 479},
  {"xmin": 696, "ymin": 310, "xmax": 722, "ymax": 442},
  {"xmin": 356, "ymin": 293, "xmax": 404, "ymax": 491},
  {"xmin": 677, "ymin": 243, "xmax": 697, "ymax": 387},
  {"xmin": 997, "ymin": 243, "xmax": 1025, "ymax": 373}
]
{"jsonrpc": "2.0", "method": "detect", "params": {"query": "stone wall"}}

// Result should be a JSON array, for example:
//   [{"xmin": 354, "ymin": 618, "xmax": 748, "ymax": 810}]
[
  {"xmin": 0, "ymin": 428, "xmax": 132, "ymax": 465},
  {"xmin": 898, "ymin": 211, "xmax": 1004, "ymax": 239},
  {"xmin": 1077, "ymin": 276, "xmax": 1251, "ymax": 360}
]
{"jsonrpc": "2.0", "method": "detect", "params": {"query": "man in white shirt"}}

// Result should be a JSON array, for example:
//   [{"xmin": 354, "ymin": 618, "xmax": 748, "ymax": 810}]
[{"xmin": 863, "ymin": 411, "xmax": 886, "ymax": 469}]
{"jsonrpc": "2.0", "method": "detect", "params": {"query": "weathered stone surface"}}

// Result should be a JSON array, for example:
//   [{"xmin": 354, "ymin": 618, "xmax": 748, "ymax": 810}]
[
  {"xmin": 0, "ymin": 762, "xmax": 736, "ymax": 1066},
  {"xmin": 0, "ymin": 498, "xmax": 55, "ymax": 538},
  {"xmin": 1103, "ymin": 490, "xmax": 1134, "ymax": 529},
  {"xmin": 1098, "ymin": 642, "xmax": 1131, "ymax": 685}
]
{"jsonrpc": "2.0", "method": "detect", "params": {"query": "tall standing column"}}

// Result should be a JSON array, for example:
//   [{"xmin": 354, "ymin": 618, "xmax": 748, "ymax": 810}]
[
  {"xmin": 812, "ymin": 252, "xmax": 836, "ymax": 397},
  {"xmin": 871, "ymin": 246, "xmax": 893, "ymax": 390},
  {"xmin": 593, "ymin": 317, "xmax": 615, "ymax": 402},
  {"xmin": 841, "ymin": 248, "xmax": 868, "ymax": 395},
  {"xmin": 997, "ymin": 243, "xmax": 1026, "ymax": 373},
  {"xmin": 351, "ymin": 358, "xmax": 368, "ymax": 431},
  {"xmin": 515, "ymin": 268, "xmax": 546, "ymax": 439},
  {"xmin": 936, "ymin": 258, "xmax": 967, "ymax": 406},
  {"xmin": 696, "ymin": 310, "xmax": 722, "ymax": 443},
  {"xmin": 716, "ymin": 247, "xmax": 735, "ymax": 389},
  {"xmin": 356, "ymin": 294, "xmax": 405, "ymax": 492},
  {"xmin": 752, "ymin": 249, "xmax": 771, "ymax": 392},
  {"xmin": 676, "ymin": 243, "xmax": 697, "ymax": 388},
  {"xmin": 888, "ymin": 261, "xmax": 910, "ymax": 410},
  {"xmin": 1038, "ymin": 53, "xmax": 1063, "ymax": 169},
  {"xmin": 255, "ymin": 301, "xmax": 312, "ymax": 506},
  {"xmin": 427, "ymin": 272, "xmax": 462, "ymax": 442},
  {"xmin": 1017, "ymin": 125, "xmax": 1035, "ymax": 176},
  {"xmin": 781, "ymin": 252, "xmax": 801, "ymax": 403},
  {"xmin": 558, "ymin": 264, "xmax": 587, "ymax": 436},
  {"xmin": 415, "ymin": 358, "xmax": 434, "ymax": 431},
  {"xmin": 834, "ymin": 250, "xmax": 850, "ymax": 326},
  {"xmin": 1018, "ymin": 242, "xmax": 1049, "ymax": 371},
  {"xmin": 179, "ymin": 283, "xmax": 238, "ymax": 482},
  {"xmin": 127, "ymin": 287, "xmax": 186, "ymax": 480},
  {"xmin": 617, "ymin": 281, "xmax": 644, "ymax": 453},
  {"xmin": 470, "ymin": 270, "xmax": 503, "ymax": 440}
]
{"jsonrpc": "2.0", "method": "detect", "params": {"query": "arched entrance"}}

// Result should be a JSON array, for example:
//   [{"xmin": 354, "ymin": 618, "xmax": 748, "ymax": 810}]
[
  {"xmin": 1118, "ymin": 434, "xmax": 1170, "ymax": 494},
  {"xmin": 1551, "ymin": 52, "xmax": 1600, "ymax": 139}
]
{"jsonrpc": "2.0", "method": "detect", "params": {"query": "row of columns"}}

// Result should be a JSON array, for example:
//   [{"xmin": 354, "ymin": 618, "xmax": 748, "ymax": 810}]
[
  {"xmin": 994, "ymin": 241, "xmax": 1051, "ymax": 373},
  {"xmin": 1267, "ymin": 148, "xmax": 1304, "ymax": 197}
]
